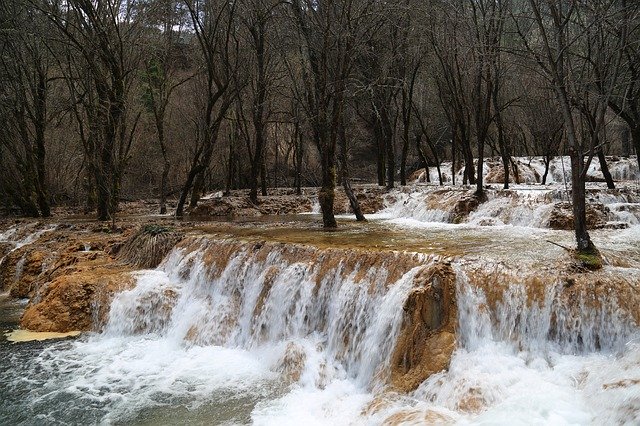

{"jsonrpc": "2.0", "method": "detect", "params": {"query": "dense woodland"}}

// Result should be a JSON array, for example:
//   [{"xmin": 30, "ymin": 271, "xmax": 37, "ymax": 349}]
[{"xmin": 1, "ymin": 0, "xmax": 639, "ymax": 250}]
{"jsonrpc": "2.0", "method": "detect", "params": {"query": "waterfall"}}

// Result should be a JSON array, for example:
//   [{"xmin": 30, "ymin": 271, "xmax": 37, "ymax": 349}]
[
  {"xmin": 377, "ymin": 185, "xmax": 640, "ymax": 228},
  {"xmin": 455, "ymin": 265, "xmax": 639, "ymax": 354},
  {"xmin": 102, "ymin": 237, "xmax": 430, "ymax": 389},
  {"xmin": 3, "ymin": 233, "xmax": 639, "ymax": 425}
]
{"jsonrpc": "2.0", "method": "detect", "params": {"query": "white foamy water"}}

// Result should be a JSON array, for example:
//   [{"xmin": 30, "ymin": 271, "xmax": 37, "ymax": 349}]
[
  {"xmin": 0, "ymin": 223, "xmax": 57, "ymax": 250},
  {"xmin": 370, "ymin": 268, "xmax": 640, "ymax": 425},
  {"xmin": 2, "ymin": 237, "xmax": 638, "ymax": 425},
  {"xmin": 375, "ymin": 184, "xmax": 640, "ymax": 229}
]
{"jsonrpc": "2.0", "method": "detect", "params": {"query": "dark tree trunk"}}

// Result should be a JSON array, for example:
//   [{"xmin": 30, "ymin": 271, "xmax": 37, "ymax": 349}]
[
  {"xmin": 384, "ymin": 110, "xmax": 395, "ymax": 190},
  {"xmin": 226, "ymin": 140, "xmax": 235, "ymax": 197},
  {"xmin": 260, "ymin": 156, "xmax": 268, "ymax": 196},
  {"xmin": 375, "ymin": 121, "xmax": 385, "ymax": 186},
  {"xmin": 597, "ymin": 150, "xmax": 615, "ymax": 189},
  {"xmin": 400, "ymin": 132, "xmax": 409, "ymax": 186},
  {"xmin": 493, "ymin": 88, "xmax": 509, "ymax": 190},
  {"xmin": 451, "ymin": 131, "xmax": 457, "ymax": 186},
  {"xmin": 175, "ymin": 163, "xmax": 201, "ymax": 217},
  {"xmin": 34, "ymin": 73, "xmax": 50, "ymax": 217},
  {"xmin": 632, "ymin": 126, "xmax": 640, "ymax": 170},
  {"xmin": 318, "ymin": 144, "xmax": 337, "ymax": 228},
  {"xmin": 415, "ymin": 134, "xmax": 429, "ymax": 178},
  {"xmin": 542, "ymin": 155, "xmax": 551, "ymax": 185},
  {"xmin": 338, "ymin": 115, "xmax": 365, "ymax": 221},
  {"xmin": 96, "ymin": 144, "xmax": 114, "ymax": 222},
  {"xmin": 295, "ymin": 122, "xmax": 303, "ymax": 195},
  {"xmin": 160, "ymin": 161, "xmax": 170, "ymax": 214},
  {"xmin": 190, "ymin": 172, "xmax": 204, "ymax": 208}
]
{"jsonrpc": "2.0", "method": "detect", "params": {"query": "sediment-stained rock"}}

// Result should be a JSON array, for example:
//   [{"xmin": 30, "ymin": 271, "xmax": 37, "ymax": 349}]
[
  {"xmin": 390, "ymin": 262, "xmax": 457, "ymax": 392},
  {"xmin": 21, "ymin": 265, "xmax": 135, "ymax": 332},
  {"xmin": 548, "ymin": 202, "xmax": 609, "ymax": 230}
]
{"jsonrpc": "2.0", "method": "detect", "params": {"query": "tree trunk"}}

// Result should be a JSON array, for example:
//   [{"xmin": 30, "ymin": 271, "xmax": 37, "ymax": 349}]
[
  {"xmin": 95, "ymin": 150, "xmax": 113, "ymax": 222},
  {"xmin": 295, "ymin": 122, "xmax": 303, "ymax": 195},
  {"xmin": 384, "ymin": 110, "xmax": 395, "ymax": 190},
  {"xmin": 190, "ymin": 171, "xmax": 204, "ymax": 208},
  {"xmin": 493, "ymin": 86, "xmax": 509, "ymax": 190},
  {"xmin": 375, "ymin": 121, "xmax": 385, "ymax": 186},
  {"xmin": 632, "ymin": 126, "xmax": 640, "ymax": 170},
  {"xmin": 415, "ymin": 134, "xmax": 428, "ymax": 179},
  {"xmin": 260, "ymin": 156, "xmax": 268, "ymax": 196},
  {"xmin": 542, "ymin": 155, "xmax": 550, "ymax": 185},
  {"xmin": 559, "ymin": 99, "xmax": 592, "ymax": 251},
  {"xmin": 597, "ymin": 150, "xmax": 615, "ymax": 189},
  {"xmin": 175, "ymin": 165, "xmax": 200, "ymax": 217},
  {"xmin": 451, "ymin": 131, "xmax": 457, "ymax": 186},
  {"xmin": 34, "ymin": 75, "xmax": 50, "ymax": 217},
  {"xmin": 226, "ymin": 140, "xmax": 235, "ymax": 197},
  {"xmin": 400, "ymin": 131, "xmax": 409, "ymax": 186},
  {"xmin": 476, "ymin": 140, "xmax": 485, "ymax": 196},
  {"xmin": 159, "ymin": 161, "xmax": 169, "ymax": 215},
  {"xmin": 318, "ymin": 145, "xmax": 337, "ymax": 228},
  {"xmin": 338, "ymin": 116, "xmax": 365, "ymax": 221}
]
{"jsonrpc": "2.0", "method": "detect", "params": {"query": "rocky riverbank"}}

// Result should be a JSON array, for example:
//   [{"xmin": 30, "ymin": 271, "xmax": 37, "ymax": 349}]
[{"xmin": 2, "ymin": 215, "xmax": 638, "ymax": 400}]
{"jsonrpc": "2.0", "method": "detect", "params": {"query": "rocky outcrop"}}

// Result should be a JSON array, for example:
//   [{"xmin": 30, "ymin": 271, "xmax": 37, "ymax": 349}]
[
  {"xmin": 21, "ymin": 265, "xmax": 135, "ymax": 332},
  {"xmin": 390, "ymin": 262, "xmax": 457, "ymax": 392},
  {"xmin": 548, "ymin": 202, "xmax": 609, "ymax": 230},
  {"xmin": 485, "ymin": 160, "xmax": 540, "ymax": 184},
  {"xmin": 452, "ymin": 192, "xmax": 486, "ymax": 223},
  {"xmin": 0, "ymin": 223, "xmax": 143, "ymax": 332}
]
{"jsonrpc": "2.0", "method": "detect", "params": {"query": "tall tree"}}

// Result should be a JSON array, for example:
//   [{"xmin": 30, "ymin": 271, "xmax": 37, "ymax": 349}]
[
  {"xmin": 289, "ymin": 0, "xmax": 373, "ymax": 227},
  {"xmin": 176, "ymin": 0, "xmax": 242, "ymax": 216},
  {"xmin": 41, "ymin": 0, "xmax": 143, "ymax": 221},
  {"xmin": 516, "ymin": 0, "xmax": 624, "ymax": 254},
  {"xmin": 0, "ymin": 0, "xmax": 53, "ymax": 216}
]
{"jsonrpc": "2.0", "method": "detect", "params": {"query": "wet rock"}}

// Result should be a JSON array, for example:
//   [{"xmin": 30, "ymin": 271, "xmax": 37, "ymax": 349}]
[
  {"xmin": 382, "ymin": 409, "xmax": 454, "ymax": 425},
  {"xmin": 189, "ymin": 197, "xmax": 262, "ymax": 217},
  {"xmin": 0, "ymin": 222, "xmax": 139, "ymax": 332},
  {"xmin": 277, "ymin": 342, "xmax": 307, "ymax": 383},
  {"xmin": 409, "ymin": 168, "xmax": 427, "ymax": 183},
  {"xmin": 21, "ymin": 266, "xmax": 135, "ymax": 332},
  {"xmin": 190, "ymin": 186, "xmax": 387, "ymax": 217},
  {"xmin": 548, "ymin": 202, "xmax": 609, "ymax": 230},
  {"xmin": 1, "ymin": 248, "xmax": 50, "ymax": 298},
  {"xmin": 390, "ymin": 262, "xmax": 457, "ymax": 392},
  {"xmin": 484, "ymin": 160, "xmax": 540, "ymax": 184},
  {"xmin": 452, "ymin": 192, "xmax": 486, "ymax": 223},
  {"xmin": 0, "ymin": 242, "xmax": 12, "ymax": 260},
  {"xmin": 457, "ymin": 387, "xmax": 487, "ymax": 413}
]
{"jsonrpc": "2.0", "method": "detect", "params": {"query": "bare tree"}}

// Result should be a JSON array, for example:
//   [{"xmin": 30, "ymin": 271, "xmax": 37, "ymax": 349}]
[
  {"xmin": 289, "ymin": 0, "xmax": 374, "ymax": 227},
  {"xmin": 0, "ymin": 0, "xmax": 53, "ymax": 216},
  {"xmin": 140, "ymin": 0, "xmax": 192, "ymax": 214},
  {"xmin": 176, "ymin": 0, "xmax": 242, "ymax": 216},
  {"xmin": 516, "ymin": 0, "xmax": 624, "ymax": 255},
  {"xmin": 40, "ymin": 0, "xmax": 143, "ymax": 222}
]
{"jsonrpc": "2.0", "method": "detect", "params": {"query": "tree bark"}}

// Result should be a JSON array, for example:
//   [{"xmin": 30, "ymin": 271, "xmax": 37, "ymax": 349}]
[
  {"xmin": 597, "ymin": 150, "xmax": 615, "ymax": 189},
  {"xmin": 338, "ymin": 115, "xmax": 365, "ymax": 221}
]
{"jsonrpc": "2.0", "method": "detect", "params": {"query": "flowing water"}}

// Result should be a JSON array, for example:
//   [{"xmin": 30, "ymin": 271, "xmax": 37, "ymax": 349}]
[{"xmin": 1, "ymin": 187, "xmax": 640, "ymax": 424}]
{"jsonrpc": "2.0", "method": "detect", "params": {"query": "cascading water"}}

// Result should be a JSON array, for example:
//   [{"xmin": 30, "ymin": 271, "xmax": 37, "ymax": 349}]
[
  {"xmin": 376, "ymin": 185, "xmax": 640, "ymax": 229},
  {"xmin": 2, "ymin": 232, "xmax": 638, "ymax": 425},
  {"xmin": 104, "ymin": 238, "xmax": 427, "ymax": 390},
  {"xmin": 373, "ymin": 266, "xmax": 640, "ymax": 425}
]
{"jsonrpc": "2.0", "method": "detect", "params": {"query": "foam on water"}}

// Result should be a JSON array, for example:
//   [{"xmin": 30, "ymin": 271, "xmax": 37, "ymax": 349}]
[
  {"xmin": 368, "ymin": 268, "xmax": 640, "ymax": 425},
  {"xmin": 2, "ymin": 233, "xmax": 639, "ymax": 424}
]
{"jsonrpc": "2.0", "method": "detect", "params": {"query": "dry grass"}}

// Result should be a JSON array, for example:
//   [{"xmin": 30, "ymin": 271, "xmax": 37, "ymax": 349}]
[{"xmin": 117, "ymin": 225, "xmax": 183, "ymax": 268}]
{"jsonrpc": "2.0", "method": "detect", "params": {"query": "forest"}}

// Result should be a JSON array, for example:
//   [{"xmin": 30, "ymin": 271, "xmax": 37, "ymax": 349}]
[{"xmin": 1, "ymin": 0, "xmax": 639, "ymax": 248}]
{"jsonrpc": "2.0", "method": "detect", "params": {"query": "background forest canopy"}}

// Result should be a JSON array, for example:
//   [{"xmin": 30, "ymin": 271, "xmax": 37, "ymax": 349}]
[{"xmin": 1, "ymin": 0, "xmax": 639, "ymax": 227}]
